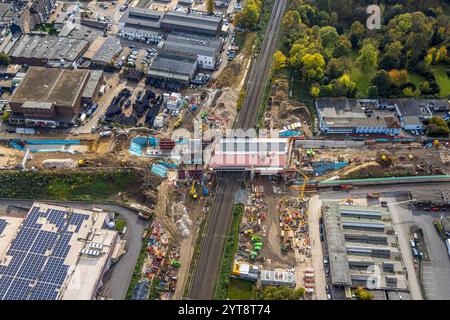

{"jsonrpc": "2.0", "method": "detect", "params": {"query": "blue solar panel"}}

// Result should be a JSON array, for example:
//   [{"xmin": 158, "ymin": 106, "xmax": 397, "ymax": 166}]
[
  {"xmin": 0, "ymin": 275, "xmax": 14, "ymax": 300},
  {"xmin": 29, "ymin": 282, "xmax": 60, "ymax": 300},
  {"xmin": 0, "ymin": 205, "xmax": 83, "ymax": 300},
  {"xmin": 3, "ymin": 278, "xmax": 32, "ymax": 300},
  {"xmin": 10, "ymin": 227, "xmax": 39, "ymax": 252},
  {"xmin": 17, "ymin": 253, "xmax": 47, "ymax": 280},
  {"xmin": 2, "ymin": 250, "xmax": 26, "ymax": 277},
  {"xmin": 51, "ymin": 233, "xmax": 72, "ymax": 258},
  {"xmin": 0, "ymin": 219, "xmax": 7, "ymax": 234},
  {"xmin": 30, "ymin": 231, "xmax": 58, "ymax": 254},
  {"xmin": 40, "ymin": 258, "xmax": 68, "ymax": 285}
]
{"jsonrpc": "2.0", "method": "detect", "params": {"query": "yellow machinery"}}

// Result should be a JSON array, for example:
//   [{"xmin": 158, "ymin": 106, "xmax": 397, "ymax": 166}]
[
  {"xmin": 295, "ymin": 168, "xmax": 309, "ymax": 202},
  {"xmin": 189, "ymin": 180, "xmax": 198, "ymax": 199},
  {"xmin": 174, "ymin": 117, "xmax": 183, "ymax": 128}
]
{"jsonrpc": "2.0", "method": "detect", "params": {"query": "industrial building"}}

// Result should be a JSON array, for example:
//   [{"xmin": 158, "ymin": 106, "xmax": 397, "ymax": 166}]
[
  {"xmin": 0, "ymin": 203, "xmax": 120, "ymax": 300},
  {"xmin": 8, "ymin": 67, "xmax": 92, "ymax": 128},
  {"xmin": 8, "ymin": 34, "xmax": 89, "ymax": 68},
  {"xmin": 322, "ymin": 202, "xmax": 408, "ymax": 295},
  {"xmin": 162, "ymin": 34, "xmax": 223, "ymax": 70},
  {"xmin": 160, "ymin": 11, "xmax": 223, "ymax": 36},
  {"xmin": 118, "ymin": 7, "xmax": 163, "ymax": 40},
  {"xmin": 82, "ymin": 36, "xmax": 122, "ymax": 68},
  {"xmin": 148, "ymin": 54, "xmax": 198, "ymax": 84},
  {"xmin": 316, "ymin": 98, "xmax": 401, "ymax": 136},
  {"xmin": 29, "ymin": 0, "xmax": 56, "ymax": 25},
  {"xmin": 119, "ymin": 8, "xmax": 223, "ymax": 37},
  {"xmin": 81, "ymin": 70, "xmax": 104, "ymax": 107},
  {"xmin": 394, "ymin": 99, "xmax": 432, "ymax": 130}
]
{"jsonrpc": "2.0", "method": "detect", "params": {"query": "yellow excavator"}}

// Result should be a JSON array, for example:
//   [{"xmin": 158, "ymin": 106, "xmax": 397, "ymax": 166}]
[{"xmin": 189, "ymin": 180, "xmax": 198, "ymax": 199}]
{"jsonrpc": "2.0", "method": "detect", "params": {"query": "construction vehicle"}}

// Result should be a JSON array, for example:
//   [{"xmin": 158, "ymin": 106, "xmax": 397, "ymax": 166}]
[
  {"xmin": 434, "ymin": 139, "xmax": 440, "ymax": 148},
  {"xmin": 201, "ymin": 176, "xmax": 209, "ymax": 196},
  {"xmin": 367, "ymin": 192, "xmax": 381, "ymax": 199},
  {"xmin": 294, "ymin": 167, "xmax": 309, "ymax": 202},
  {"xmin": 77, "ymin": 159, "xmax": 92, "ymax": 167},
  {"xmin": 340, "ymin": 198, "xmax": 354, "ymax": 204},
  {"xmin": 174, "ymin": 117, "xmax": 183, "ymax": 128},
  {"xmin": 306, "ymin": 149, "xmax": 315, "ymax": 157},
  {"xmin": 189, "ymin": 180, "xmax": 198, "ymax": 199}
]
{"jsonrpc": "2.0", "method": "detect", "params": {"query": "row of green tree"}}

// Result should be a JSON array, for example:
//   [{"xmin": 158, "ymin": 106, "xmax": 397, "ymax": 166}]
[{"xmin": 272, "ymin": 0, "xmax": 450, "ymax": 98}]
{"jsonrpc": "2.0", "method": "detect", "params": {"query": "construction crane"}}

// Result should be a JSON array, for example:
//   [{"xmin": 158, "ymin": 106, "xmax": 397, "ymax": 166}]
[{"xmin": 294, "ymin": 167, "xmax": 309, "ymax": 202}]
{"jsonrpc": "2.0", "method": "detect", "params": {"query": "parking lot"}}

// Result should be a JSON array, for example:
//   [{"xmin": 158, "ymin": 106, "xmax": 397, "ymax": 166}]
[{"xmin": 387, "ymin": 196, "xmax": 450, "ymax": 300}]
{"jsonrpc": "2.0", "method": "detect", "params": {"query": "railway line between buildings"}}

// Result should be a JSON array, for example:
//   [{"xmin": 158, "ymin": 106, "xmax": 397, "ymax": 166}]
[{"xmin": 188, "ymin": 0, "xmax": 287, "ymax": 299}]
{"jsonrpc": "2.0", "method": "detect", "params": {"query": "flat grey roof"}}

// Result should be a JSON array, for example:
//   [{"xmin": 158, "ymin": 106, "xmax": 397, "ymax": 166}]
[
  {"xmin": 342, "ymin": 221, "xmax": 385, "ymax": 229},
  {"xmin": 149, "ymin": 54, "xmax": 196, "ymax": 76},
  {"xmin": 323, "ymin": 202, "xmax": 352, "ymax": 286},
  {"xmin": 82, "ymin": 70, "xmax": 103, "ymax": 99},
  {"xmin": 120, "ymin": 7, "xmax": 163, "ymax": 30},
  {"xmin": 161, "ymin": 11, "xmax": 222, "ymax": 34},
  {"xmin": 8, "ymin": 34, "xmax": 89, "ymax": 62},
  {"xmin": 395, "ymin": 99, "xmax": 431, "ymax": 117},
  {"xmin": 163, "ymin": 34, "xmax": 222, "ymax": 57},
  {"xmin": 91, "ymin": 37, "xmax": 121, "ymax": 64},
  {"xmin": 316, "ymin": 98, "xmax": 366, "ymax": 118},
  {"xmin": 10, "ymin": 67, "xmax": 90, "ymax": 108}
]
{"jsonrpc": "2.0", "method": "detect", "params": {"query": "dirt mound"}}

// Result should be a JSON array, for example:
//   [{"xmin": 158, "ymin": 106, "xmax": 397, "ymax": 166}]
[{"xmin": 215, "ymin": 61, "xmax": 242, "ymax": 88}]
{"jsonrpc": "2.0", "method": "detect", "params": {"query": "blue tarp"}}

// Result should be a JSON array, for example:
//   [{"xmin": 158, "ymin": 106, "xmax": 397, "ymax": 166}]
[
  {"xmin": 9, "ymin": 141, "xmax": 24, "ymax": 151},
  {"xmin": 280, "ymin": 130, "xmax": 302, "ymax": 137},
  {"xmin": 151, "ymin": 163, "xmax": 168, "ymax": 178},
  {"xmin": 312, "ymin": 161, "xmax": 349, "ymax": 176}
]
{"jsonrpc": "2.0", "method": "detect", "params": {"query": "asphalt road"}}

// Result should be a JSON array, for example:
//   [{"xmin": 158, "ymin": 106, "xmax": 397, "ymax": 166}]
[
  {"xmin": 0, "ymin": 199, "xmax": 147, "ymax": 300},
  {"xmin": 188, "ymin": 0, "xmax": 287, "ymax": 299},
  {"xmin": 388, "ymin": 200, "xmax": 450, "ymax": 300}
]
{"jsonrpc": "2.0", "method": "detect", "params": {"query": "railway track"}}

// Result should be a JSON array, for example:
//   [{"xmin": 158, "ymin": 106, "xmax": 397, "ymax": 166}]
[{"xmin": 188, "ymin": 0, "xmax": 287, "ymax": 300}]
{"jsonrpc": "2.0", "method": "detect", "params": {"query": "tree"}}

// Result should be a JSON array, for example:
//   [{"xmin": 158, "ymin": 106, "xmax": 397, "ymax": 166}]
[
  {"xmin": 367, "ymin": 86, "xmax": 379, "ymax": 98},
  {"xmin": 354, "ymin": 287, "xmax": 374, "ymax": 300},
  {"xmin": 255, "ymin": 286, "xmax": 306, "ymax": 300},
  {"xmin": 0, "ymin": 52, "xmax": 10, "ymax": 66},
  {"xmin": 234, "ymin": 0, "xmax": 261, "ymax": 30},
  {"xmin": 427, "ymin": 116, "xmax": 450, "ymax": 137},
  {"xmin": 356, "ymin": 42, "xmax": 379, "ymax": 70},
  {"xmin": 300, "ymin": 53, "xmax": 326, "ymax": 84},
  {"xmin": 349, "ymin": 21, "xmax": 365, "ymax": 48},
  {"xmin": 371, "ymin": 70, "xmax": 393, "ymax": 97},
  {"xmin": 206, "ymin": 0, "xmax": 214, "ymax": 15},
  {"xmin": 310, "ymin": 85, "xmax": 320, "ymax": 97},
  {"xmin": 273, "ymin": 50, "xmax": 287, "ymax": 71},
  {"xmin": 389, "ymin": 69, "xmax": 408, "ymax": 87},
  {"xmin": 319, "ymin": 26, "xmax": 339, "ymax": 50},
  {"xmin": 333, "ymin": 36, "xmax": 352, "ymax": 58}
]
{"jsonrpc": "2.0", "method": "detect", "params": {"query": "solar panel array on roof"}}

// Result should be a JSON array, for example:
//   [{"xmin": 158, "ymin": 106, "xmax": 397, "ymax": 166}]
[
  {"xmin": 0, "ymin": 205, "xmax": 89, "ymax": 300},
  {"xmin": 0, "ymin": 219, "xmax": 7, "ymax": 234}
]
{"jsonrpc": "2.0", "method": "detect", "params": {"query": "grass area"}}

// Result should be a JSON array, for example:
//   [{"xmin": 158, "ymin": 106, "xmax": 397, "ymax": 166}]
[
  {"xmin": 125, "ymin": 239, "xmax": 149, "ymax": 299},
  {"xmin": 214, "ymin": 203, "xmax": 244, "ymax": 300},
  {"xmin": 34, "ymin": 23, "xmax": 58, "ymax": 35},
  {"xmin": 253, "ymin": 0, "xmax": 275, "ymax": 55},
  {"xmin": 431, "ymin": 64, "xmax": 450, "ymax": 98},
  {"xmin": 348, "ymin": 51, "xmax": 374, "ymax": 98},
  {"xmin": 227, "ymin": 278, "xmax": 255, "ymax": 300},
  {"xmin": 0, "ymin": 170, "xmax": 140, "ymax": 201},
  {"xmin": 408, "ymin": 72, "xmax": 425, "ymax": 87},
  {"xmin": 291, "ymin": 78, "xmax": 317, "ymax": 132},
  {"xmin": 115, "ymin": 216, "xmax": 127, "ymax": 233},
  {"xmin": 256, "ymin": 73, "xmax": 273, "ymax": 129}
]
